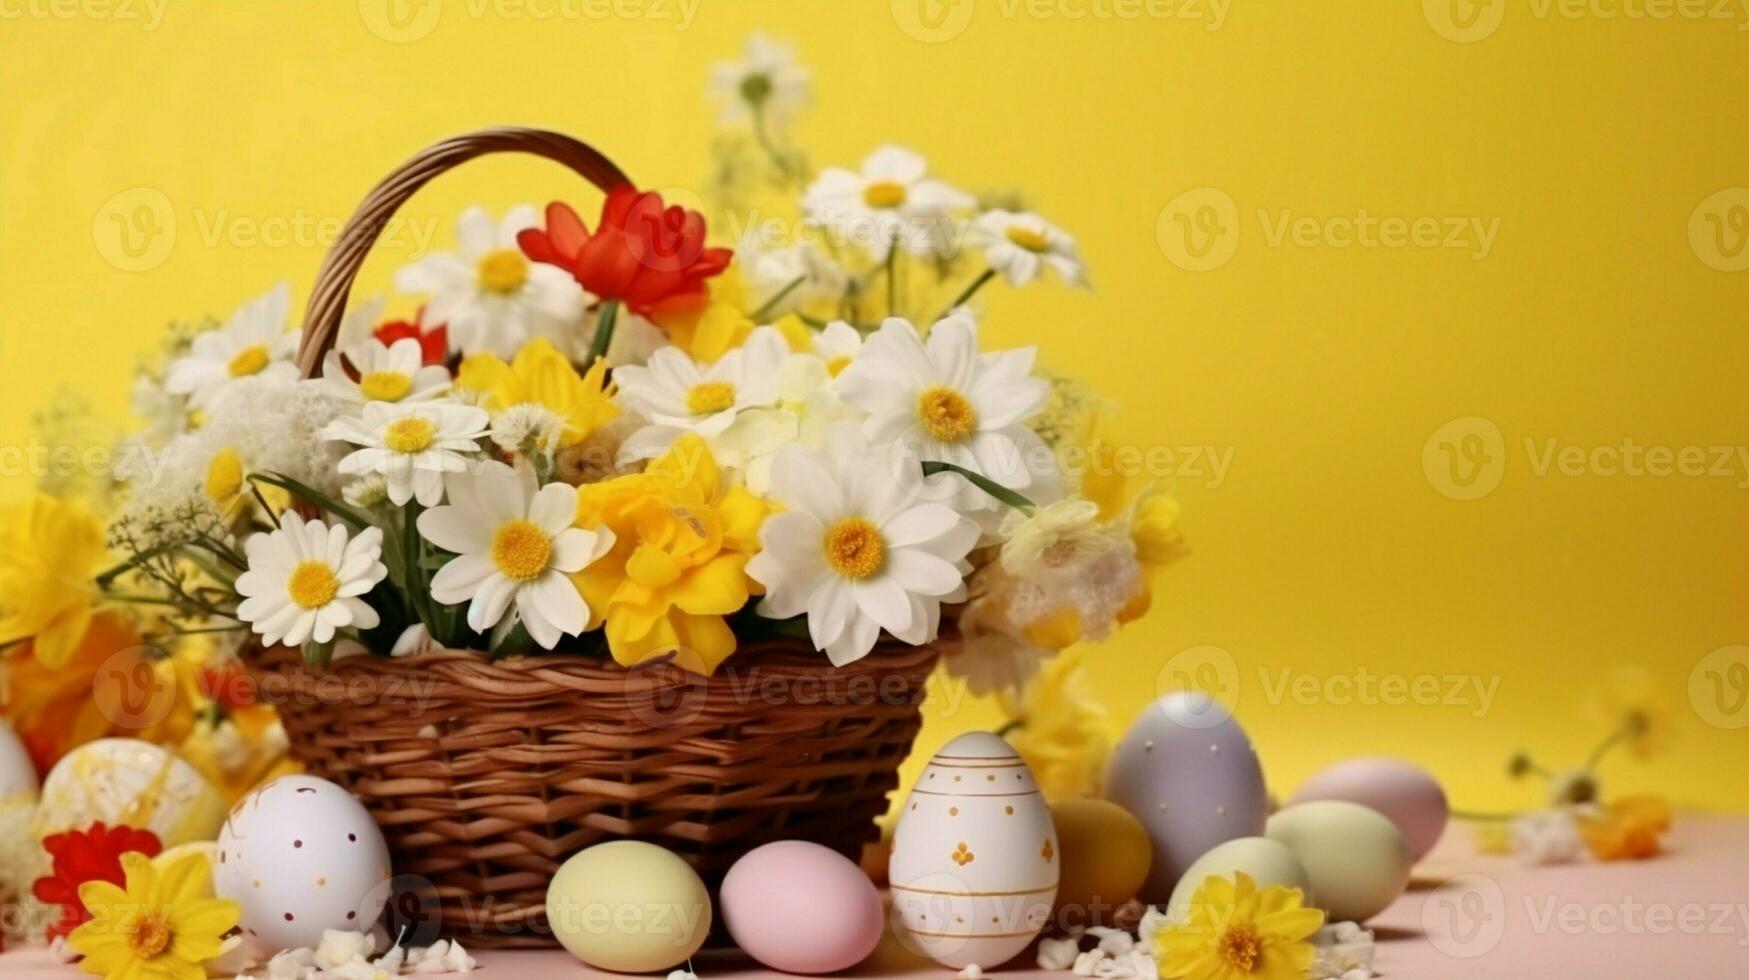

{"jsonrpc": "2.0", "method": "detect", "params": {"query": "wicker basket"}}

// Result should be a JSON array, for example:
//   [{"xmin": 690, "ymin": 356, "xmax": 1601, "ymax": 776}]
[{"xmin": 258, "ymin": 128, "xmax": 948, "ymax": 947}]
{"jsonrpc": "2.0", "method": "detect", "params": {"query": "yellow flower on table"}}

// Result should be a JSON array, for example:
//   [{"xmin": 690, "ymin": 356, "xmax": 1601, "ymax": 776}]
[
  {"xmin": 70, "ymin": 851, "xmax": 239, "ymax": 980},
  {"xmin": 0, "ymin": 494, "xmax": 107, "ymax": 669},
  {"xmin": 1588, "ymin": 665, "xmax": 1675, "ymax": 760},
  {"xmin": 573, "ymin": 435, "xmax": 767, "ymax": 674},
  {"xmin": 1156, "ymin": 871, "xmax": 1323, "ymax": 980},
  {"xmin": 455, "ymin": 337, "xmax": 619, "ymax": 447}
]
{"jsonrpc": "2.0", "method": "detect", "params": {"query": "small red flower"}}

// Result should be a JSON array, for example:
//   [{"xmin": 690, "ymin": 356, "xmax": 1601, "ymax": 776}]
[
  {"xmin": 33, "ymin": 822, "xmax": 163, "ymax": 942},
  {"xmin": 518, "ymin": 187, "xmax": 733, "ymax": 318},
  {"xmin": 374, "ymin": 312, "xmax": 449, "ymax": 365},
  {"xmin": 198, "ymin": 663, "xmax": 256, "ymax": 711}
]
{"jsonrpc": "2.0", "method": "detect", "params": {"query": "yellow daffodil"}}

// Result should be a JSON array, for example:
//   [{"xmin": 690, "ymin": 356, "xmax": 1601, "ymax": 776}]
[
  {"xmin": 70, "ymin": 851, "xmax": 239, "ymax": 980},
  {"xmin": 654, "ymin": 261, "xmax": 813, "ymax": 363},
  {"xmin": 0, "ymin": 495, "xmax": 108, "ymax": 669},
  {"xmin": 1000, "ymin": 650, "xmax": 1113, "ymax": 801},
  {"xmin": 1157, "ymin": 872, "xmax": 1324, "ymax": 980},
  {"xmin": 573, "ymin": 435, "xmax": 767, "ymax": 673},
  {"xmin": 455, "ymin": 337, "xmax": 618, "ymax": 447}
]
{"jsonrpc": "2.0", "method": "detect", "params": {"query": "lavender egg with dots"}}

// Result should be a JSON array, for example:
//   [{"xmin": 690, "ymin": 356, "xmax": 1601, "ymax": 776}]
[
  {"xmin": 214, "ymin": 774, "xmax": 392, "ymax": 951},
  {"xmin": 1103, "ymin": 693, "xmax": 1267, "ymax": 903}
]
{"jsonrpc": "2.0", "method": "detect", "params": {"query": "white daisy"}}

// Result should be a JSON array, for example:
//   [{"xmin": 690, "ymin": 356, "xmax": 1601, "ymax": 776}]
[
  {"xmin": 613, "ymin": 326, "xmax": 790, "ymax": 462},
  {"xmin": 708, "ymin": 32, "xmax": 812, "ymax": 129},
  {"xmin": 416, "ymin": 460, "xmax": 614, "ymax": 649},
  {"xmin": 320, "ymin": 337, "xmax": 451, "ymax": 405},
  {"xmin": 812, "ymin": 320, "xmax": 864, "ymax": 381},
  {"xmin": 321, "ymin": 402, "xmax": 490, "ymax": 507},
  {"xmin": 164, "ymin": 282, "xmax": 299, "ymax": 408},
  {"xmin": 970, "ymin": 210, "xmax": 1090, "ymax": 288},
  {"xmin": 394, "ymin": 205, "xmax": 587, "ymax": 358},
  {"xmin": 802, "ymin": 146, "xmax": 973, "ymax": 257},
  {"xmin": 747, "ymin": 426, "xmax": 978, "ymax": 666},
  {"xmin": 235, "ymin": 512, "xmax": 388, "ymax": 648},
  {"xmin": 835, "ymin": 314, "xmax": 1056, "ymax": 520}
]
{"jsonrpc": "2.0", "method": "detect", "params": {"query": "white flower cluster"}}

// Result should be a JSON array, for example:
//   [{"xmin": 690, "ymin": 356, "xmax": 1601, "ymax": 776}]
[
  {"xmin": 1310, "ymin": 922, "xmax": 1378, "ymax": 980},
  {"xmin": 1036, "ymin": 925, "xmax": 1158, "ymax": 979},
  {"xmin": 253, "ymin": 930, "xmax": 475, "ymax": 980}
]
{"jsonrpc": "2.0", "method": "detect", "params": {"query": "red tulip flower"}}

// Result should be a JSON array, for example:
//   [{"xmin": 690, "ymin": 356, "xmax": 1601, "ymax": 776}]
[
  {"xmin": 519, "ymin": 187, "xmax": 733, "ymax": 319},
  {"xmin": 33, "ymin": 822, "xmax": 163, "ymax": 942}
]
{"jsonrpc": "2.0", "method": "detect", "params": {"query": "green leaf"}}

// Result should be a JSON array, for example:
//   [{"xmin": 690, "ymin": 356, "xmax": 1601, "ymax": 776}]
[
  {"xmin": 920, "ymin": 460, "xmax": 1035, "ymax": 513},
  {"xmin": 301, "ymin": 636, "xmax": 336, "ymax": 667},
  {"xmin": 251, "ymin": 473, "xmax": 373, "ymax": 531}
]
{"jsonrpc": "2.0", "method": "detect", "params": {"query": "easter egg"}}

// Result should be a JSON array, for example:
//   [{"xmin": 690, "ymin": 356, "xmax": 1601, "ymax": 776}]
[
  {"xmin": 1290, "ymin": 758, "xmax": 1449, "ymax": 861},
  {"xmin": 1048, "ymin": 798, "xmax": 1151, "ymax": 927},
  {"xmin": 0, "ymin": 720, "xmax": 37, "ymax": 801},
  {"xmin": 1165, "ymin": 837, "xmax": 1309, "ymax": 922},
  {"xmin": 1104, "ymin": 693, "xmax": 1268, "ymax": 902},
  {"xmin": 889, "ymin": 732, "xmax": 1058, "ymax": 971},
  {"xmin": 1266, "ymin": 801, "xmax": 1410, "ymax": 922},
  {"xmin": 546, "ymin": 841, "xmax": 711, "ymax": 973},
  {"xmin": 213, "ymin": 774, "xmax": 392, "ymax": 951},
  {"xmin": 722, "ymin": 840, "xmax": 884, "ymax": 973},
  {"xmin": 34, "ymin": 738, "xmax": 227, "ymax": 846}
]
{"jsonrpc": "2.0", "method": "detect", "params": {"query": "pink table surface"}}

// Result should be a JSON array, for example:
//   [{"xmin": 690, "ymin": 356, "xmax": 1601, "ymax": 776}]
[{"xmin": 7, "ymin": 815, "xmax": 1746, "ymax": 979}]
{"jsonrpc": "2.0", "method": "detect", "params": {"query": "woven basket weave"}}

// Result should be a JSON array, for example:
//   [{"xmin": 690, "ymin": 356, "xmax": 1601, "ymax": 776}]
[{"xmin": 258, "ymin": 128, "xmax": 947, "ymax": 947}]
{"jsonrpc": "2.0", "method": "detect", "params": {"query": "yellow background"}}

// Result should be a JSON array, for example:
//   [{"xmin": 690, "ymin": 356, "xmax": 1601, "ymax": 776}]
[{"xmin": 2, "ymin": 1, "xmax": 1745, "ymax": 813}]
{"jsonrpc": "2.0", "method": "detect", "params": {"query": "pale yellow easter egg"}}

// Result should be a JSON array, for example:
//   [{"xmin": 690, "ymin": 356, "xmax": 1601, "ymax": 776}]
[
  {"xmin": 1049, "ymin": 798, "xmax": 1151, "ymax": 927},
  {"xmin": 546, "ymin": 841, "xmax": 711, "ymax": 973}
]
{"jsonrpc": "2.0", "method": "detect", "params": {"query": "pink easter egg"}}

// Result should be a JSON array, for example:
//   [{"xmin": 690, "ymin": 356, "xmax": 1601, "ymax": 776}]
[
  {"xmin": 1290, "ymin": 758, "xmax": 1449, "ymax": 861},
  {"xmin": 721, "ymin": 841, "xmax": 884, "ymax": 974}
]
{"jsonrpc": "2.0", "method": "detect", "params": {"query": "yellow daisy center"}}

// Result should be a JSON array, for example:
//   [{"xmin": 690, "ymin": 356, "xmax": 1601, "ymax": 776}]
[
  {"xmin": 491, "ymin": 520, "xmax": 552, "ymax": 582},
  {"xmin": 824, "ymin": 517, "xmax": 886, "ymax": 580},
  {"xmin": 382, "ymin": 416, "xmax": 436, "ymax": 454},
  {"xmin": 1217, "ymin": 923, "xmax": 1263, "ymax": 973},
  {"xmin": 1004, "ymin": 225, "xmax": 1051, "ymax": 252},
  {"xmin": 862, "ymin": 180, "xmax": 908, "ymax": 209},
  {"xmin": 917, "ymin": 386, "xmax": 977, "ymax": 443},
  {"xmin": 359, "ymin": 370, "xmax": 414, "ymax": 402},
  {"xmin": 825, "ymin": 355, "xmax": 853, "ymax": 377},
  {"xmin": 130, "ymin": 915, "xmax": 172, "ymax": 958},
  {"xmin": 477, "ymin": 248, "xmax": 529, "ymax": 294},
  {"xmin": 286, "ymin": 561, "xmax": 339, "ymax": 609},
  {"xmin": 227, "ymin": 344, "xmax": 271, "ymax": 378},
  {"xmin": 204, "ymin": 448, "xmax": 244, "ymax": 503},
  {"xmin": 685, "ymin": 380, "xmax": 738, "ymax": 415}
]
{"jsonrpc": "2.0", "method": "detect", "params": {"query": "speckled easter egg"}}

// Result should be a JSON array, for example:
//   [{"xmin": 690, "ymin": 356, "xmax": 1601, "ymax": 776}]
[
  {"xmin": 34, "ymin": 738, "xmax": 227, "ymax": 846},
  {"xmin": 1104, "ymin": 693, "xmax": 1268, "ymax": 902},
  {"xmin": 1266, "ymin": 800, "xmax": 1410, "ymax": 923},
  {"xmin": 889, "ymin": 732, "xmax": 1058, "ymax": 971},
  {"xmin": 1290, "ymin": 758, "xmax": 1449, "ymax": 861},
  {"xmin": 213, "ymin": 774, "xmax": 392, "ymax": 951},
  {"xmin": 1165, "ymin": 837, "xmax": 1310, "ymax": 922},
  {"xmin": 722, "ymin": 840, "xmax": 884, "ymax": 974},
  {"xmin": 0, "ymin": 720, "xmax": 37, "ymax": 801}
]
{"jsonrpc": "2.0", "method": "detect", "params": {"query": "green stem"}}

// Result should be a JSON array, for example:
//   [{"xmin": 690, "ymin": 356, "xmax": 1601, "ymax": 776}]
[
  {"xmin": 994, "ymin": 718, "xmax": 1023, "ymax": 738},
  {"xmin": 885, "ymin": 235, "xmax": 898, "ymax": 316},
  {"xmin": 582, "ymin": 300, "xmax": 621, "ymax": 373},
  {"xmin": 935, "ymin": 267, "xmax": 996, "ymax": 322},
  {"xmin": 750, "ymin": 275, "xmax": 806, "ymax": 322},
  {"xmin": 1451, "ymin": 809, "xmax": 1522, "ymax": 823},
  {"xmin": 920, "ymin": 460, "xmax": 1034, "ymax": 513},
  {"xmin": 749, "ymin": 101, "xmax": 793, "ymax": 181},
  {"xmin": 249, "ymin": 481, "xmax": 282, "ymax": 529},
  {"xmin": 1586, "ymin": 720, "xmax": 1636, "ymax": 770}
]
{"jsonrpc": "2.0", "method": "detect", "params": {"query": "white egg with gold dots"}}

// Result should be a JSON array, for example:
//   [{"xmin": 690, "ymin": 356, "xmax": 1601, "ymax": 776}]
[
  {"xmin": 213, "ymin": 773, "xmax": 392, "ymax": 951},
  {"xmin": 889, "ymin": 731, "xmax": 1058, "ymax": 971}
]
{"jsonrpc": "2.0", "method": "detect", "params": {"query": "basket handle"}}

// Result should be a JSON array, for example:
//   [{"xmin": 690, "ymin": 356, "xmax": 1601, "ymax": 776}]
[{"xmin": 296, "ymin": 127, "xmax": 630, "ymax": 377}]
